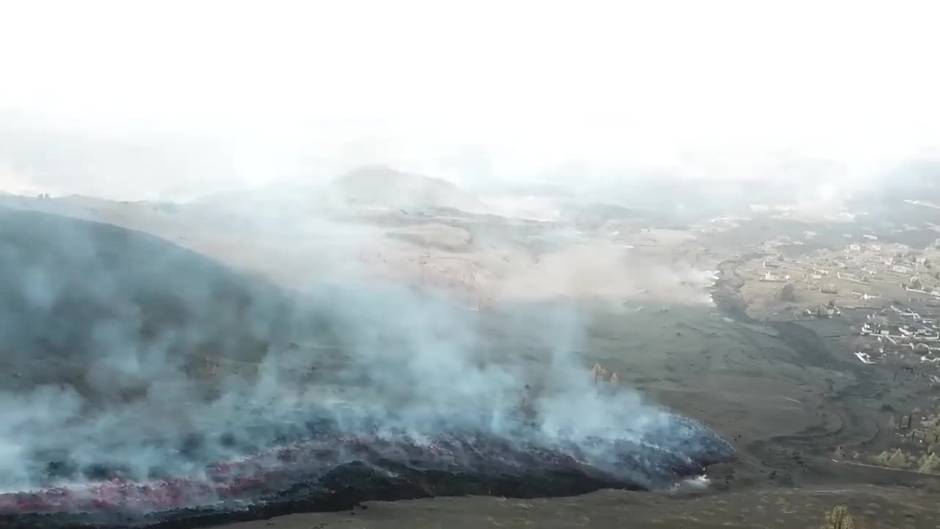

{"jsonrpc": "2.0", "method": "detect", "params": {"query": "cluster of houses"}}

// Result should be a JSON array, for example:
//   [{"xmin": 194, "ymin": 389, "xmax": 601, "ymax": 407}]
[
  {"xmin": 857, "ymin": 305, "xmax": 940, "ymax": 364},
  {"xmin": 813, "ymin": 242, "xmax": 939, "ymax": 295}
]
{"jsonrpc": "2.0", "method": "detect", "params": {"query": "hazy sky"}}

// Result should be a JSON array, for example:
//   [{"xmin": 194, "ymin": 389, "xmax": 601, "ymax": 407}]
[{"xmin": 1, "ymin": 0, "xmax": 939, "ymax": 198}]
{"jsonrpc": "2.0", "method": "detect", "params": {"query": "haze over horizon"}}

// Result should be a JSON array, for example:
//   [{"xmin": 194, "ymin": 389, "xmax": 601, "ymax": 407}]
[{"xmin": 2, "ymin": 0, "xmax": 940, "ymax": 201}]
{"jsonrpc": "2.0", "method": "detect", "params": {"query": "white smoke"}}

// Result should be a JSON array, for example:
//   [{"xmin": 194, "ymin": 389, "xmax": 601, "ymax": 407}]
[{"xmin": 0, "ymin": 209, "xmax": 728, "ymax": 497}]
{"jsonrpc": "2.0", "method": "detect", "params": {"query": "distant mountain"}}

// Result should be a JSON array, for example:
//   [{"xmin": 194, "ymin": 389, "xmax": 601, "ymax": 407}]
[{"xmin": 331, "ymin": 166, "xmax": 485, "ymax": 212}]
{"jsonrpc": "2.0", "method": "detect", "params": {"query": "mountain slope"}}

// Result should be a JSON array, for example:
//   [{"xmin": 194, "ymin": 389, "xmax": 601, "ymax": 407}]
[{"xmin": 0, "ymin": 207, "xmax": 291, "ymax": 398}]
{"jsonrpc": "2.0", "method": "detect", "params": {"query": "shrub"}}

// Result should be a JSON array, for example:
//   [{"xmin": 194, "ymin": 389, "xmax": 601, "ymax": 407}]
[{"xmin": 824, "ymin": 505, "xmax": 856, "ymax": 529}]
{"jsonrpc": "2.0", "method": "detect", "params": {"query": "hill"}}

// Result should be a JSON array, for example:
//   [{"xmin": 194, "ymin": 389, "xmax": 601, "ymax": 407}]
[
  {"xmin": 0, "ymin": 207, "xmax": 291, "ymax": 399},
  {"xmin": 331, "ymin": 166, "xmax": 485, "ymax": 212}
]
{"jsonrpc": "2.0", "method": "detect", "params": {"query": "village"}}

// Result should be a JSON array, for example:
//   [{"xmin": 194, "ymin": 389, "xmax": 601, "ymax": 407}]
[
  {"xmin": 735, "ymin": 237, "xmax": 940, "ymax": 371},
  {"xmin": 856, "ymin": 304, "xmax": 940, "ymax": 366},
  {"xmin": 726, "ymin": 236, "xmax": 940, "ymax": 477}
]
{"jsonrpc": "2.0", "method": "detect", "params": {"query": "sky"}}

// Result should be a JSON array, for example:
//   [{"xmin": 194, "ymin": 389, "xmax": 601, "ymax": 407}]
[{"xmin": 1, "ymin": 0, "xmax": 939, "ymax": 199}]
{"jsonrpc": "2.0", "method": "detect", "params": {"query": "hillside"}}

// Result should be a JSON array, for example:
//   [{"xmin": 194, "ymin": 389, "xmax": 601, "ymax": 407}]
[{"xmin": 0, "ymin": 207, "xmax": 291, "ymax": 399}]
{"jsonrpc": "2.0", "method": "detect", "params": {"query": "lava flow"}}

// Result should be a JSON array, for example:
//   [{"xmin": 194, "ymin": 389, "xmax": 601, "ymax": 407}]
[{"xmin": 0, "ymin": 414, "xmax": 734, "ymax": 529}]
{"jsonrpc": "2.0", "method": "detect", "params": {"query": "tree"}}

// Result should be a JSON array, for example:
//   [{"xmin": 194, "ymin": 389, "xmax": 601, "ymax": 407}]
[
  {"xmin": 873, "ymin": 448, "xmax": 910, "ymax": 468},
  {"xmin": 778, "ymin": 283, "xmax": 797, "ymax": 302},
  {"xmin": 918, "ymin": 452, "xmax": 940, "ymax": 473},
  {"xmin": 887, "ymin": 448, "xmax": 910, "ymax": 468},
  {"xmin": 824, "ymin": 505, "xmax": 856, "ymax": 529}
]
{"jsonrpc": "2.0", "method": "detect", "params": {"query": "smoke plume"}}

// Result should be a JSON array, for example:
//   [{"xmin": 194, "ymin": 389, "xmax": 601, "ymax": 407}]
[{"xmin": 0, "ymin": 207, "xmax": 731, "ymax": 513}]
